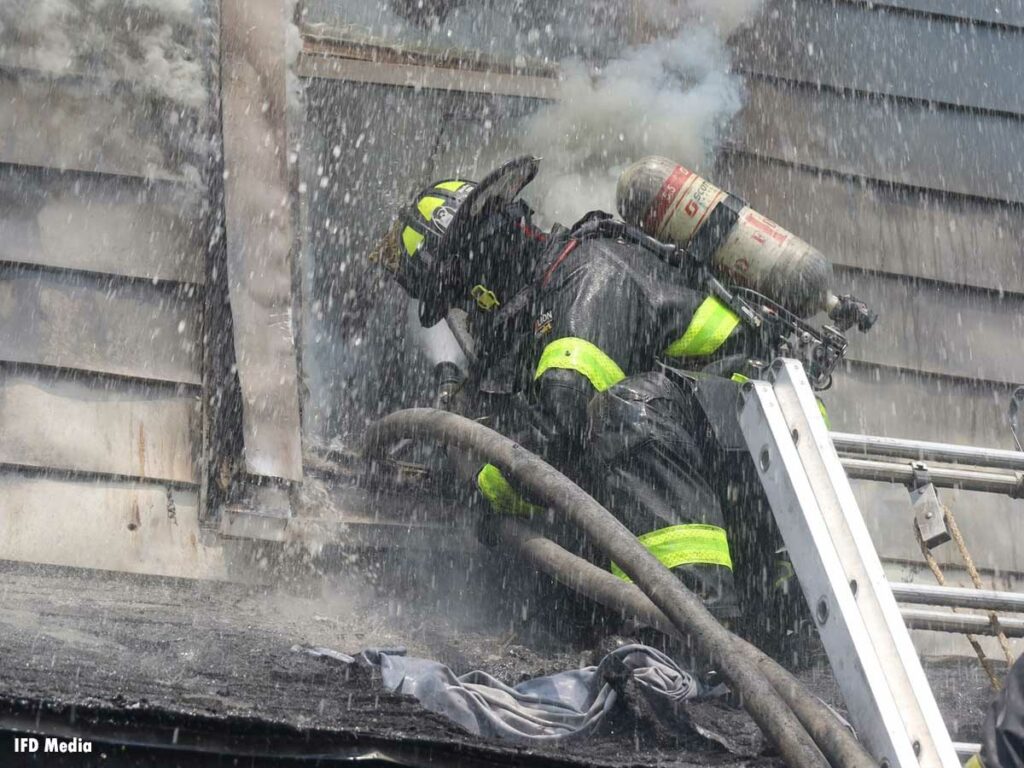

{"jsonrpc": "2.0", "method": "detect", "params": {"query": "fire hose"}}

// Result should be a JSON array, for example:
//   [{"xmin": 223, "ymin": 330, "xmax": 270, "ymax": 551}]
[{"xmin": 364, "ymin": 408, "xmax": 874, "ymax": 768}]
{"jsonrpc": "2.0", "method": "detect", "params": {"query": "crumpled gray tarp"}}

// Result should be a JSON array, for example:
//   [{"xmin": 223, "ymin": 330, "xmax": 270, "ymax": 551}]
[{"xmin": 351, "ymin": 643, "xmax": 700, "ymax": 743}]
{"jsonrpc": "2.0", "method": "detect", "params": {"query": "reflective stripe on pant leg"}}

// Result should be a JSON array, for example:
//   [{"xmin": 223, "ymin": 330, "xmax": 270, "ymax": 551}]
[
  {"xmin": 611, "ymin": 523, "xmax": 733, "ymax": 582},
  {"xmin": 534, "ymin": 337, "xmax": 626, "ymax": 393},
  {"xmin": 663, "ymin": 297, "xmax": 740, "ymax": 358},
  {"xmin": 476, "ymin": 463, "xmax": 543, "ymax": 517}
]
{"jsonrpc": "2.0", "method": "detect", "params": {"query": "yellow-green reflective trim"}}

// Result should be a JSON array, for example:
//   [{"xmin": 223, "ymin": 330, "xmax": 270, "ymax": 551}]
[
  {"xmin": 816, "ymin": 397, "xmax": 831, "ymax": 429},
  {"xmin": 416, "ymin": 195, "xmax": 446, "ymax": 221},
  {"xmin": 773, "ymin": 558, "xmax": 795, "ymax": 590},
  {"xmin": 730, "ymin": 372, "xmax": 750, "ymax": 384},
  {"xmin": 965, "ymin": 754, "xmax": 984, "ymax": 768},
  {"xmin": 611, "ymin": 524, "xmax": 733, "ymax": 581},
  {"xmin": 664, "ymin": 297, "xmax": 740, "ymax": 358},
  {"xmin": 435, "ymin": 180, "xmax": 467, "ymax": 192},
  {"xmin": 534, "ymin": 337, "xmax": 625, "ymax": 392},
  {"xmin": 402, "ymin": 226, "xmax": 425, "ymax": 256},
  {"xmin": 476, "ymin": 464, "xmax": 543, "ymax": 517}
]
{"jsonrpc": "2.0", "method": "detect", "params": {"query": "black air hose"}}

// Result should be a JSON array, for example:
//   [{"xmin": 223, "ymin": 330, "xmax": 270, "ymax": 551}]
[
  {"xmin": 495, "ymin": 516, "xmax": 874, "ymax": 768},
  {"xmin": 364, "ymin": 408, "xmax": 827, "ymax": 768}
]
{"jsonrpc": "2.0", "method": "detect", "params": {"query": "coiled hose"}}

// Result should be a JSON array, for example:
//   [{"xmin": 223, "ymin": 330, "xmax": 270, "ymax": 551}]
[{"xmin": 364, "ymin": 408, "xmax": 872, "ymax": 768}]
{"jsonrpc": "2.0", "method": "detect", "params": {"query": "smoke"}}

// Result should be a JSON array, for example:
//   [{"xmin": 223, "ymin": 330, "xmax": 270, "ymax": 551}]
[
  {"xmin": 518, "ymin": 1, "xmax": 762, "ymax": 224},
  {"xmin": 0, "ymin": 0, "xmax": 207, "ymax": 109}
]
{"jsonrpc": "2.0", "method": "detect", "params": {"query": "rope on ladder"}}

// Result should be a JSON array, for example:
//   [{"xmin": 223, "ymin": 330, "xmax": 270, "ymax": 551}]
[
  {"xmin": 913, "ymin": 519, "xmax": 1003, "ymax": 691},
  {"xmin": 943, "ymin": 505, "xmax": 1016, "ymax": 668}
]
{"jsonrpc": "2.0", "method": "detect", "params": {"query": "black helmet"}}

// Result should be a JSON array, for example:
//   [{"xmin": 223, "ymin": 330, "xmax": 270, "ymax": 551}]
[{"xmin": 371, "ymin": 156, "xmax": 542, "ymax": 326}]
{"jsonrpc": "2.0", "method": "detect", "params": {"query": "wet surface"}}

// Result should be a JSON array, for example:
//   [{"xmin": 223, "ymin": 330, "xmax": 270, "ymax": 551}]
[
  {"xmin": 0, "ymin": 558, "xmax": 1001, "ymax": 765},
  {"xmin": 0, "ymin": 558, "xmax": 780, "ymax": 766}
]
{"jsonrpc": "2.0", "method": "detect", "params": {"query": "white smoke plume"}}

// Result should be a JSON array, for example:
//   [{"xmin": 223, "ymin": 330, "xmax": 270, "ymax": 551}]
[
  {"xmin": 519, "ymin": 0, "xmax": 762, "ymax": 224},
  {"xmin": 0, "ymin": 0, "xmax": 207, "ymax": 109}
]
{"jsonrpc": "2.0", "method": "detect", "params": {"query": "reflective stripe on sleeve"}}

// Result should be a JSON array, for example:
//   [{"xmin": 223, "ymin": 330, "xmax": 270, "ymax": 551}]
[
  {"xmin": 534, "ymin": 337, "xmax": 626, "ymax": 392},
  {"xmin": 611, "ymin": 523, "xmax": 733, "ymax": 581},
  {"xmin": 664, "ymin": 296, "xmax": 740, "ymax": 358},
  {"xmin": 476, "ymin": 463, "xmax": 543, "ymax": 517}
]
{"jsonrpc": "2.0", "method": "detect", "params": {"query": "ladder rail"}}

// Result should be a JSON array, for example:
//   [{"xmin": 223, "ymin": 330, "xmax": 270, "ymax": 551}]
[{"xmin": 739, "ymin": 359, "xmax": 961, "ymax": 768}]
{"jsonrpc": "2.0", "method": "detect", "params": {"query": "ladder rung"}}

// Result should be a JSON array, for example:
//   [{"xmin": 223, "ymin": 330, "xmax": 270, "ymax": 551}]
[
  {"xmin": 901, "ymin": 608, "xmax": 1024, "ymax": 637},
  {"xmin": 840, "ymin": 457, "xmax": 1022, "ymax": 497},
  {"xmin": 891, "ymin": 583, "xmax": 1024, "ymax": 613},
  {"xmin": 954, "ymin": 743, "xmax": 981, "ymax": 759},
  {"xmin": 831, "ymin": 432, "xmax": 1024, "ymax": 472}
]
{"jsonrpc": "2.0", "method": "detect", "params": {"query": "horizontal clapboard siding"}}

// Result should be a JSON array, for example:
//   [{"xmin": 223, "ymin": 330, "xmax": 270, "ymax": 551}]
[
  {"xmin": 0, "ymin": 371, "xmax": 198, "ymax": 483},
  {"xmin": 733, "ymin": 0, "xmax": 1024, "ymax": 114},
  {"xmin": 0, "ymin": 266, "xmax": 201, "ymax": 384},
  {"xmin": 823, "ymin": 268, "xmax": 1024, "ymax": 383},
  {"xmin": 0, "ymin": 169, "xmax": 205, "ymax": 284},
  {"xmin": 728, "ymin": 77, "xmax": 1024, "ymax": 203},
  {"xmin": 826, "ymin": 361, "xmax": 1018, "ymax": 446},
  {"xmin": 716, "ymin": 152, "xmax": 1024, "ymax": 294},
  {"xmin": 0, "ymin": 75, "xmax": 192, "ymax": 182},
  {"xmin": 860, "ymin": 0, "xmax": 1024, "ymax": 27},
  {"xmin": 0, "ymin": 472, "xmax": 224, "ymax": 578}
]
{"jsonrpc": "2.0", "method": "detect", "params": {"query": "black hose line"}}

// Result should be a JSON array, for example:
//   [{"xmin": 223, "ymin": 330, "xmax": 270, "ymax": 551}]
[
  {"xmin": 496, "ymin": 517, "xmax": 874, "ymax": 768},
  {"xmin": 364, "ymin": 408, "xmax": 827, "ymax": 768}
]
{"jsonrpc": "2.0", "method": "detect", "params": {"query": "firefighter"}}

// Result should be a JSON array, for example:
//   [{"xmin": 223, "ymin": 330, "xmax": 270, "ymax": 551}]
[
  {"xmin": 371, "ymin": 156, "xmax": 769, "ymax": 621},
  {"xmin": 969, "ymin": 653, "xmax": 1024, "ymax": 768}
]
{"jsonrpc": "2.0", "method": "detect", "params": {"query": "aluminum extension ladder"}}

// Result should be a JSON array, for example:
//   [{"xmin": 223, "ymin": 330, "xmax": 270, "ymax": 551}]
[{"xmin": 737, "ymin": 359, "xmax": 1017, "ymax": 768}]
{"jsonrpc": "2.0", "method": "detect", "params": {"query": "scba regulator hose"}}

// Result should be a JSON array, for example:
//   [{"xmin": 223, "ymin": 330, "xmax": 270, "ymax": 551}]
[{"xmin": 364, "ymin": 408, "xmax": 872, "ymax": 768}]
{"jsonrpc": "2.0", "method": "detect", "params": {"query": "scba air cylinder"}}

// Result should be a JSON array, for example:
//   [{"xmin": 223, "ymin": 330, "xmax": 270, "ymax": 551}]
[{"xmin": 617, "ymin": 156, "xmax": 835, "ymax": 318}]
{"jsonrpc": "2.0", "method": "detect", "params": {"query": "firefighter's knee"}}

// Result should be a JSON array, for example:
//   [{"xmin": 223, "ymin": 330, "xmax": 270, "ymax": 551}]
[{"xmin": 587, "ymin": 371, "xmax": 702, "ymax": 466}]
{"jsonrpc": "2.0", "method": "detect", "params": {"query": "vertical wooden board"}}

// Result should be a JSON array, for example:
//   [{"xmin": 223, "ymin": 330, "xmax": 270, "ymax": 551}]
[
  {"xmin": 220, "ymin": 0, "xmax": 303, "ymax": 481},
  {"xmin": 729, "ymin": 78, "xmax": 1024, "ymax": 202},
  {"xmin": 0, "ymin": 267, "xmax": 201, "ymax": 384},
  {"xmin": 0, "ymin": 371, "xmax": 199, "ymax": 483},
  {"xmin": 732, "ymin": 0, "xmax": 1024, "ymax": 113},
  {"xmin": 0, "ymin": 172, "xmax": 205, "ymax": 283},
  {"xmin": 0, "ymin": 473, "xmax": 225, "ymax": 579},
  {"xmin": 715, "ymin": 153, "xmax": 1024, "ymax": 294}
]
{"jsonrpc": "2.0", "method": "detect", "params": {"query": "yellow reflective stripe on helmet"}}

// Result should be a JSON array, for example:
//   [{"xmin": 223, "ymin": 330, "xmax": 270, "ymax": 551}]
[
  {"xmin": 664, "ymin": 297, "xmax": 740, "ymax": 358},
  {"xmin": 402, "ymin": 226, "xmax": 425, "ymax": 256},
  {"xmin": 534, "ymin": 337, "xmax": 626, "ymax": 392},
  {"xmin": 476, "ymin": 463, "xmax": 542, "ymax": 517},
  {"xmin": 435, "ymin": 180, "xmax": 467, "ymax": 192},
  {"xmin": 416, "ymin": 195, "xmax": 447, "ymax": 221},
  {"xmin": 611, "ymin": 524, "xmax": 733, "ymax": 581}
]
